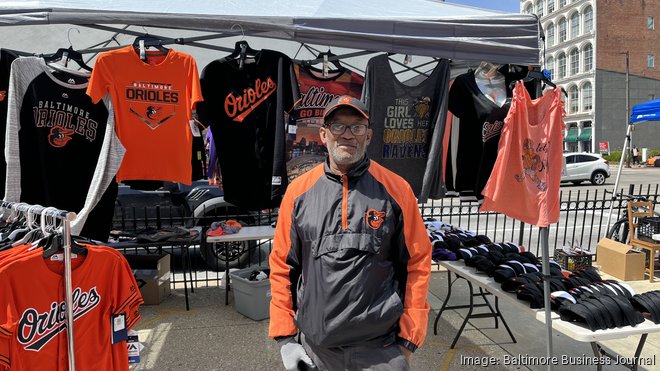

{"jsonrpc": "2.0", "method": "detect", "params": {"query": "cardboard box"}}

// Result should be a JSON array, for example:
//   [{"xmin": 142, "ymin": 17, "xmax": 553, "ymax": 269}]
[
  {"xmin": 124, "ymin": 254, "xmax": 171, "ymax": 305},
  {"xmin": 596, "ymin": 238, "xmax": 646, "ymax": 281}
]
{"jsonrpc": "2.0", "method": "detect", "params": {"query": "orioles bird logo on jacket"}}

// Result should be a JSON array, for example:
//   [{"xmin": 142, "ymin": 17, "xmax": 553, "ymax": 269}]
[
  {"xmin": 365, "ymin": 209, "xmax": 385, "ymax": 230},
  {"xmin": 48, "ymin": 126, "xmax": 74, "ymax": 148}
]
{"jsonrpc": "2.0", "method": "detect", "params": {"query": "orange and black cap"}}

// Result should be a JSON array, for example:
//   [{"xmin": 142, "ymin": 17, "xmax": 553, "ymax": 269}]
[{"xmin": 323, "ymin": 95, "xmax": 369, "ymax": 122}]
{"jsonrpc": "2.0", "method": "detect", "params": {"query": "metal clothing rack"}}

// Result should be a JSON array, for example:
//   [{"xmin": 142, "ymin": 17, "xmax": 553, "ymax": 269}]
[{"xmin": 0, "ymin": 202, "xmax": 78, "ymax": 371}]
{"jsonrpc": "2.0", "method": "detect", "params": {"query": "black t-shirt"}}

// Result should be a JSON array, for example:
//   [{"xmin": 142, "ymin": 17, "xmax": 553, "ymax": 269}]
[
  {"xmin": 197, "ymin": 50, "xmax": 299, "ymax": 210},
  {"xmin": 448, "ymin": 70, "xmax": 510, "ymax": 202},
  {"xmin": 0, "ymin": 49, "xmax": 19, "ymax": 197}
]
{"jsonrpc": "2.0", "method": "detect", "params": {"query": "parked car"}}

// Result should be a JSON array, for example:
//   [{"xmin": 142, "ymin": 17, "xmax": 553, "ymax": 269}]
[{"xmin": 561, "ymin": 152, "xmax": 611, "ymax": 185}]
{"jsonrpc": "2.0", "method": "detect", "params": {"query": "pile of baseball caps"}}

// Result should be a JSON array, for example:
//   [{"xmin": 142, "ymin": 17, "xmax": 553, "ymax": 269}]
[{"xmin": 425, "ymin": 218, "xmax": 660, "ymax": 331}]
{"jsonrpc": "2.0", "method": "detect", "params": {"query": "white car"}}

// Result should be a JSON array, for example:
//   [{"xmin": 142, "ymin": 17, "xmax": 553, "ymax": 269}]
[{"xmin": 562, "ymin": 152, "xmax": 611, "ymax": 185}]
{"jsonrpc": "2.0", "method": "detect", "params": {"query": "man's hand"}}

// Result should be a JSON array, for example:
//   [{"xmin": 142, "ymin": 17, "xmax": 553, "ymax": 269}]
[
  {"xmin": 399, "ymin": 346, "xmax": 412, "ymax": 363},
  {"xmin": 280, "ymin": 341, "xmax": 315, "ymax": 371}
]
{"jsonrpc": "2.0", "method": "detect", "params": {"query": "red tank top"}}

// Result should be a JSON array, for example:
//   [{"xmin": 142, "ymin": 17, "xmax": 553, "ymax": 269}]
[{"xmin": 481, "ymin": 82, "xmax": 565, "ymax": 227}]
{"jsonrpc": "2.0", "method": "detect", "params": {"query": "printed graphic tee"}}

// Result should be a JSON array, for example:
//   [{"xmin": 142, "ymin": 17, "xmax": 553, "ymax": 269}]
[
  {"xmin": 0, "ymin": 49, "xmax": 19, "ymax": 197},
  {"xmin": 87, "ymin": 46, "xmax": 203, "ymax": 185},
  {"xmin": 3, "ymin": 57, "xmax": 124, "ymax": 239},
  {"xmin": 0, "ymin": 246, "xmax": 143, "ymax": 371},
  {"xmin": 197, "ymin": 49, "xmax": 299, "ymax": 210},
  {"xmin": 287, "ymin": 64, "xmax": 364, "ymax": 180},
  {"xmin": 448, "ymin": 70, "xmax": 511, "ymax": 202},
  {"xmin": 362, "ymin": 55, "xmax": 451, "ymax": 202},
  {"xmin": 481, "ymin": 82, "xmax": 565, "ymax": 227}
]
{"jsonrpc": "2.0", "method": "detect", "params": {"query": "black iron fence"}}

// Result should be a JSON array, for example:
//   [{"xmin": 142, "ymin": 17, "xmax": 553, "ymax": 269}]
[{"xmin": 111, "ymin": 183, "xmax": 660, "ymax": 287}]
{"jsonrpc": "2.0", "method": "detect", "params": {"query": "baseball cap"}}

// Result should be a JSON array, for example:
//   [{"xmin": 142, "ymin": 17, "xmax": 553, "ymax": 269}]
[{"xmin": 322, "ymin": 95, "xmax": 370, "ymax": 122}]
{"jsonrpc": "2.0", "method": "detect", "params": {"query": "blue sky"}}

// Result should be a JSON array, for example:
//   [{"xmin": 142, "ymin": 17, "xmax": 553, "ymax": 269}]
[{"xmin": 447, "ymin": 0, "xmax": 520, "ymax": 13}]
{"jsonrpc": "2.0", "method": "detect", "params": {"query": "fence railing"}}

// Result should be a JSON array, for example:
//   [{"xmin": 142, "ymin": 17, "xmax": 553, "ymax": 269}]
[{"xmin": 111, "ymin": 183, "xmax": 660, "ymax": 285}]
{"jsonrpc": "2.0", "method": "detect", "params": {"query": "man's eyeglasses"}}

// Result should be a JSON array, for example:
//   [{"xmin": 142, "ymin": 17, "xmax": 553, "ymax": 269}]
[{"xmin": 325, "ymin": 123, "xmax": 369, "ymax": 136}]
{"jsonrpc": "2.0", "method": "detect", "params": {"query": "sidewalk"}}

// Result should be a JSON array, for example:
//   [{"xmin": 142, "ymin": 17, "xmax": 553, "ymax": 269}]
[{"xmin": 129, "ymin": 269, "xmax": 660, "ymax": 371}]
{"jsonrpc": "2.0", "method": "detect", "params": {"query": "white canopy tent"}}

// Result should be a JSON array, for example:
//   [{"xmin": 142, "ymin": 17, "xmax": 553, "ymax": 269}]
[{"xmin": 0, "ymin": 2, "xmax": 558, "ymax": 370}]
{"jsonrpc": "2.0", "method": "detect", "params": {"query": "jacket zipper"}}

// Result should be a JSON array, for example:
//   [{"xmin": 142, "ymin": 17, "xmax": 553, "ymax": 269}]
[{"xmin": 342, "ymin": 175, "xmax": 348, "ymax": 231}]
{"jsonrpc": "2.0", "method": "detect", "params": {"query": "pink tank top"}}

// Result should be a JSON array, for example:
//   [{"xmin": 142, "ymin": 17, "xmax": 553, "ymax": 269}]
[{"xmin": 481, "ymin": 82, "xmax": 565, "ymax": 227}]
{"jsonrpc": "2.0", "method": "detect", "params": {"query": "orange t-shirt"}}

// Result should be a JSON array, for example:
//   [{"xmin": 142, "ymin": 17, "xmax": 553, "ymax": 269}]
[
  {"xmin": 87, "ymin": 46, "xmax": 202, "ymax": 185},
  {"xmin": 481, "ymin": 82, "xmax": 565, "ymax": 227}
]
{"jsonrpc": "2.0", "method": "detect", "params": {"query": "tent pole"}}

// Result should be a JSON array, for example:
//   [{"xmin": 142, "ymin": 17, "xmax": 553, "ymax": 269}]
[
  {"xmin": 605, "ymin": 121, "xmax": 632, "ymax": 234},
  {"xmin": 540, "ymin": 226, "xmax": 553, "ymax": 371}
]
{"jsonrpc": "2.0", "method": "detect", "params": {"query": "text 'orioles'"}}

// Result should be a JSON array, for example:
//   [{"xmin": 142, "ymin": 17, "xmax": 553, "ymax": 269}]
[{"xmin": 224, "ymin": 77, "xmax": 277, "ymax": 122}]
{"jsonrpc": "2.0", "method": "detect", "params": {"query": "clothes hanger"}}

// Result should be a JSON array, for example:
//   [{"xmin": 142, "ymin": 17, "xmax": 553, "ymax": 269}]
[
  {"xmin": 132, "ymin": 28, "xmax": 170, "ymax": 62},
  {"xmin": 43, "ymin": 28, "xmax": 93, "ymax": 73},
  {"xmin": 225, "ymin": 40, "xmax": 259, "ymax": 69},
  {"xmin": 304, "ymin": 49, "xmax": 345, "ymax": 78},
  {"xmin": 41, "ymin": 208, "xmax": 88, "ymax": 258},
  {"xmin": 509, "ymin": 68, "xmax": 568, "ymax": 97}
]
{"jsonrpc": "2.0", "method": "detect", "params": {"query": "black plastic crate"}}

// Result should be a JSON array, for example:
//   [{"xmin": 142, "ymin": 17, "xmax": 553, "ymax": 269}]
[
  {"xmin": 553, "ymin": 249, "xmax": 594, "ymax": 271},
  {"xmin": 637, "ymin": 217, "xmax": 660, "ymax": 240}
]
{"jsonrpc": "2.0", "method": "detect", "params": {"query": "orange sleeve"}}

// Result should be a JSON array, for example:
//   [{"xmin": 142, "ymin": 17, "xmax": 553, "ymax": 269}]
[
  {"xmin": 189, "ymin": 57, "xmax": 203, "ymax": 109},
  {"xmin": 113, "ymin": 258, "xmax": 144, "ymax": 330},
  {"xmin": 268, "ymin": 188, "xmax": 298, "ymax": 338},
  {"xmin": 0, "ymin": 275, "xmax": 15, "ymax": 368},
  {"xmin": 86, "ymin": 53, "xmax": 112, "ymax": 104},
  {"xmin": 396, "ymin": 187, "xmax": 432, "ymax": 348}
]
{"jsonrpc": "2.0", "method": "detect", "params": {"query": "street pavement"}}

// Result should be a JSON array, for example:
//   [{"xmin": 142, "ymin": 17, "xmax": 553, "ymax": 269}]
[{"xmin": 130, "ymin": 266, "xmax": 660, "ymax": 371}]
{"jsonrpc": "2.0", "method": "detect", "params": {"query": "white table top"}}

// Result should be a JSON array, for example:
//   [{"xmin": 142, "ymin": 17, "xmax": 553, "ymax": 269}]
[
  {"xmin": 206, "ymin": 225, "xmax": 275, "ymax": 243},
  {"xmin": 437, "ymin": 259, "xmax": 660, "ymax": 342}
]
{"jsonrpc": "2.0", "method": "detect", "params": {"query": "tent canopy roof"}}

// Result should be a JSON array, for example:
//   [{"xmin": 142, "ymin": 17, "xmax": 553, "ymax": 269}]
[
  {"xmin": 0, "ymin": 0, "xmax": 541, "ymax": 65},
  {"xmin": 630, "ymin": 98, "xmax": 660, "ymax": 124}
]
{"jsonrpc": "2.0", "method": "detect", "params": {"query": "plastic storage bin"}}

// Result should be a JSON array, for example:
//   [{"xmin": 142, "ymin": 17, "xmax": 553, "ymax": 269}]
[{"xmin": 230, "ymin": 266, "xmax": 271, "ymax": 321}]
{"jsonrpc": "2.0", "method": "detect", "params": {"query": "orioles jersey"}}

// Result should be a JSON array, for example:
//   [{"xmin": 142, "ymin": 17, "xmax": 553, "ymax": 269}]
[
  {"xmin": 87, "ymin": 46, "xmax": 203, "ymax": 185},
  {"xmin": 0, "ymin": 245, "xmax": 143, "ymax": 370}
]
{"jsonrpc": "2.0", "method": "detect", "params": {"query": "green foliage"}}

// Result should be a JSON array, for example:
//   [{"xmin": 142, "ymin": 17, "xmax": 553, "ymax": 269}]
[{"xmin": 603, "ymin": 150, "xmax": 621, "ymax": 163}]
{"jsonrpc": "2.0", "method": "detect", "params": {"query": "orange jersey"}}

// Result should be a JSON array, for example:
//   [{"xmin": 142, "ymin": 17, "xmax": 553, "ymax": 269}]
[
  {"xmin": 87, "ymin": 46, "xmax": 203, "ymax": 185},
  {"xmin": 0, "ymin": 245, "xmax": 143, "ymax": 370}
]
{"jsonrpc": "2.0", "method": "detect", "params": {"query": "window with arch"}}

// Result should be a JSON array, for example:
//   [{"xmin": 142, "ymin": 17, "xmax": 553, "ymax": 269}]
[
  {"xmin": 547, "ymin": 0, "xmax": 555, "ymax": 13},
  {"xmin": 546, "ymin": 56, "xmax": 555, "ymax": 80},
  {"xmin": 568, "ymin": 85, "xmax": 579, "ymax": 113},
  {"xmin": 546, "ymin": 23, "xmax": 555, "ymax": 47},
  {"xmin": 569, "ymin": 48, "xmax": 580, "ymax": 75},
  {"xmin": 559, "ymin": 0, "xmax": 567, "ymax": 8},
  {"xmin": 525, "ymin": 3, "xmax": 533, "ymax": 14},
  {"xmin": 584, "ymin": 6, "xmax": 593, "ymax": 32},
  {"xmin": 582, "ymin": 82, "xmax": 593, "ymax": 111},
  {"xmin": 535, "ymin": 0, "xmax": 544, "ymax": 17},
  {"xmin": 558, "ymin": 18, "xmax": 567, "ymax": 42},
  {"xmin": 558, "ymin": 53, "xmax": 566, "ymax": 78},
  {"xmin": 570, "ymin": 12, "xmax": 580, "ymax": 38},
  {"xmin": 583, "ymin": 44, "xmax": 593, "ymax": 71}
]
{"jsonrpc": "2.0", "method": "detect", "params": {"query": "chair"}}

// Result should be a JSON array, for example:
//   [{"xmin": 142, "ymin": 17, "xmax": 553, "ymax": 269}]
[{"xmin": 628, "ymin": 201, "xmax": 660, "ymax": 283}]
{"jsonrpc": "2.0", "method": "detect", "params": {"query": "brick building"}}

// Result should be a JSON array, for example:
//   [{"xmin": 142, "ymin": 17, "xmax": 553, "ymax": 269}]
[{"xmin": 521, "ymin": 0, "xmax": 660, "ymax": 153}]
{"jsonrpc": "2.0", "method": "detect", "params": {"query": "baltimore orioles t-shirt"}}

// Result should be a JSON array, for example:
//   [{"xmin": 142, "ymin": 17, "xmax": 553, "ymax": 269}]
[
  {"xmin": 87, "ymin": 46, "xmax": 202, "ymax": 185},
  {"xmin": 3, "ymin": 57, "xmax": 122, "ymax": 240},
  {"xmin": 197, "ymin": 49, "xmax": 298, "ymax": 210}
]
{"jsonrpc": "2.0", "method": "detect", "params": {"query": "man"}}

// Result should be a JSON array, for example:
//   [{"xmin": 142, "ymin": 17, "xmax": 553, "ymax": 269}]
[
  {"xmin": 632, "ymin": 147, "xmax": 640, "ymax": 165},
  {"xmin": 269, "ymin": 95, "xmax": 432, "ymax": 371}
]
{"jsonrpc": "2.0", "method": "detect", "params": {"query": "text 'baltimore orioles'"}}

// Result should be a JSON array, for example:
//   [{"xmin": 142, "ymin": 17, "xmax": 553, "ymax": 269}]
[{"xmin": 126, "ymin": 81, "xmax": 179, "ymax": 103}]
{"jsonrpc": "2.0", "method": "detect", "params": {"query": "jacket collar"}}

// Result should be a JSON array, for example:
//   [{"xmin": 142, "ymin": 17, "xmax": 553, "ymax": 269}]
[{"xmin": 324, "ymin": 155, "xmax": 370, "ymax": 181}]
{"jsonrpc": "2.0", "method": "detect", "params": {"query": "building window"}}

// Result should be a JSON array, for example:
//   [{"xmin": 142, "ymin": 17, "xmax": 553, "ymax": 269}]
[
  {"xmin": 584, "ymin": 6, "xmax": 593, "ymax": 33},
  {"xmin": 546, "ymin": 56, "xmax": 554, "ymax": 80},
  {"xmin": 525, "ymin": 4, "xmax": 533, "ymax": 14},
  {"xmin": 650, "ymin": 94, "xmax": 656, "ymax": 101},
  {"xmin": 547, "ymin": 0, "xmax": 554, "ymax": 13},
  {"xmin": 535, "ymin": 0, "xmax": 544, "ymax": 17},
  {"xmin": 570, "ymin": 12, "xmax": 580, "ymax": 38},
  {"xmin": 559, "ymin": 0, "xmax": 567, "ymax": 8},
  {"xmin": 570, "ymin": 48, "xmax": 580, "ymax": 75},
  {"xmin": 648, "ymin": 16, "xmax": 655, "ymax": 30},
  {"xmin": 582, "ymin": 82, "xmax": 592, "ymax": 111},
  {"xmin": 558, "ymin": 18, "xmax": 567, "ymax": 43},
  {"xmin": 569, "ymin": 85, "xmax": 579, "ymax": 113},
  {"xmin": 546, "ymin": 24, "xmax": 555, "ymax": 47},
  {"xmin": 649, "ymin": 54, "xmax": 655, "ymax": 68},
  {"xmin": 583, "ymin": 44, "xmax": 593, "ymax": 71},
  {"xmin": 558, "ymin": 53, "xmax": 566, "ymax": 78}
]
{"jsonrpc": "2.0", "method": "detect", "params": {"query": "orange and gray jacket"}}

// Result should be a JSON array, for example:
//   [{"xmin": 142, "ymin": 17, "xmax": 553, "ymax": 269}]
[{"xmin": 269, "ymin": 156, "xmax": 432, "ymax": 351}]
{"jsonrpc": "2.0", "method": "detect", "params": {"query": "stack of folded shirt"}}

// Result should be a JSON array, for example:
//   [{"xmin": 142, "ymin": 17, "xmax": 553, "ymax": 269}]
[{"xmin": 207, "ymin": 220, "xmax": 243, "ymax": 237}]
